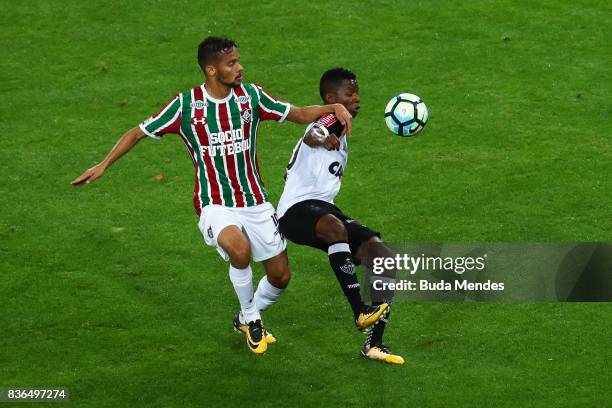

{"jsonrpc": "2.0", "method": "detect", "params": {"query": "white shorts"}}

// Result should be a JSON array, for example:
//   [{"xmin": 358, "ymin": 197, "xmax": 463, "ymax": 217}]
[{"xmin": 198, "ymin": 202, "xmax": 286, "ymax": 262}]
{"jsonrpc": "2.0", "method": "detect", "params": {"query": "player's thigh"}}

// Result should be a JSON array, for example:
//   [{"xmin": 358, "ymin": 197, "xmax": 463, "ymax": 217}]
[
  {"xmin": 239, "ymin": 202, "xmax": 286, "ymax": 263},
  {"xmin": 198, "ymin": 205, "xmax": 249, "ymax": 263},
  {"xmin": 262, "ymin": 250, "xmax": 291, "ymax": 289},
  {"xmin": 315, "ymin": 213, "xmax": 348, "ymax": 243},
  {"xmin": 278, "ymin": 200, "xmax": 332, "ymax": 250}
]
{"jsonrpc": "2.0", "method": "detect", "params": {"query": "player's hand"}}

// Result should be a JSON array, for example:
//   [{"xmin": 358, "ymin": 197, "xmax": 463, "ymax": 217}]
[
  {"xmin": 71, "ymin": 164, "xmax": 106, "ymax": 186},
  {"xmin": 333, "ymin": 104, "xmax": 352, "ymax": 136},
  {"xmin": 323, "ymin": 133, "xmax": 341, "ymax": 151}
]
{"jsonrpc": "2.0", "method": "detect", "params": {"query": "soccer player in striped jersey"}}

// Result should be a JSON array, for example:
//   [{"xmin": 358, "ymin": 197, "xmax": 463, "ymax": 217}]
[
  {"xmin": 71, "ymin": 37, "xmax": 353, "ymax": 355},
  {"xmin": 277, "ymin": 68, "xmax": 404, "ymax": 364}
]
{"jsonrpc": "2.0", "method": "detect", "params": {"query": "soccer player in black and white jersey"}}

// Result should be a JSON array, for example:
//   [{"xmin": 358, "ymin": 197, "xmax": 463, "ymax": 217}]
[{"xmin": 277, "ymin": 68, "xmax": 404, "ymax": 364}]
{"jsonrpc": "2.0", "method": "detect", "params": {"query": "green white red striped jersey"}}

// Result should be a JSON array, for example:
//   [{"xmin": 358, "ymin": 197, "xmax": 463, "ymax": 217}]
[{"xmin": 139, "ymin": 83, "xmax": 290, "ymax": 215}]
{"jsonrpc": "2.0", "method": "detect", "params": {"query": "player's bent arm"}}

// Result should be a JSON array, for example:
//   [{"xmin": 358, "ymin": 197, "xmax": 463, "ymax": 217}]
[
  {"xmin": 303, "ymin": 127, "xmax": 340, "ymax": 151},
  {"xmin": 286, "ymin": 104, "xmax": 352, "ymax": 135},
  {"xmin": 70, "ymin": 126, "xmax": 146, "ymax": 186}
]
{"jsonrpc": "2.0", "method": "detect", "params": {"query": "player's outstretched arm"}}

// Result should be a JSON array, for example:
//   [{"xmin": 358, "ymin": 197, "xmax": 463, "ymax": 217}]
[
  {"xmin": 71, "ymin": 126, "xmax": 146, "ymax": 186},
  {"xmin": 286, "ymin": 104, "xmax": 352, "ymax": 135}
]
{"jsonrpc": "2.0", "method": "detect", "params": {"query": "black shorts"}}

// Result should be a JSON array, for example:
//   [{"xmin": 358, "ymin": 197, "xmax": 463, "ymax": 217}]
[{"xmin": 278, "ymin": 199, "xmax": 380, "ymax": 258}]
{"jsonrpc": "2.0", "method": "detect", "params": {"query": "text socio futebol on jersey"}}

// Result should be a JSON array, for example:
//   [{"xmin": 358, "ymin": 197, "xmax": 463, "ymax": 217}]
[{"xmin": 200, "ymin": 129, "xmax": 250, "ymax": 157}]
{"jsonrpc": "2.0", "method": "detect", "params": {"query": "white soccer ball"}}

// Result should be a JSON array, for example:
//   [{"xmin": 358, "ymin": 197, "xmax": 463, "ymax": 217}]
[{"xmin": 384, "ymin": 93, "xmax": 428, "ymax": 137}]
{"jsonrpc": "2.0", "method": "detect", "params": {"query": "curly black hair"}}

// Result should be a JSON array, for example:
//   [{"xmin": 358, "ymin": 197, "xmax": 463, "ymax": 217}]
[
  {"xmin": 319, "ymin": 67, "xmax": 357, "ymax": 102},
  {"xmin": 197, "ymin": 36, "xmax": 239, "ymax": 72}
]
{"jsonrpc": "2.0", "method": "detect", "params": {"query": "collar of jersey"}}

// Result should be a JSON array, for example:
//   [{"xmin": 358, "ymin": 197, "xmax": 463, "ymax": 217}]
[{"xmin": 201, "ymin": 84, "xmax": 235, "ymax": 104}]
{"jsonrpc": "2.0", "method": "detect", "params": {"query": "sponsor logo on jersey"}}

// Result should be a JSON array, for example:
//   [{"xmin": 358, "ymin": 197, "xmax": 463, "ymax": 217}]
[
  {"xmin": 209, "ymin": 129, "xmax": 243, "ymax": 144},
  {"xmin": 191, "ymin": 117, "xmax": 207, "ymax": 126},
  {"xmin": 200, "ymin": 129, "xmax": 251, "ymax": 157},
  {"xmin": 241, "ymin": 108, "xmax": 252, "ymax": 123},
  {"xmin": 328, "ymin": 161, "xmax": 344, "ymax": 177},
  {"xmin": 319, "ymin": 113, "xmax": 338, "ymax": 128},
  {"xmin": 190, "ymin": 100, "xmax": 207, "ymax": 110},
  {"xmin": 237, "ymin": 96, "xmax": 249, "ymax": 104}
]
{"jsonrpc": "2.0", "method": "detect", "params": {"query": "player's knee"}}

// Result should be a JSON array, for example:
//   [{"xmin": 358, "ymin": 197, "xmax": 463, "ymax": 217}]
[
  {"xmin": 316, "ymin": 215, "xmax": 347, "ymax": 243},
  {"xmin": 278, "ymin": 269, "xmax": 292, "ymax": 289},
  {"xmin": 367, "ymin": 236, "xmax": 383, "ymax": 244},
  {"xmin": 269, "ymin": 269, "xmax": 291, "ymax": 289},
  {"xmin": 355, "ymin": 236, "xmax": 383, "ymax": 264},
  {"xmin": 228, "ymin": 243, "xmax": 251, "ymax": 269},
  {"xmin": 361, "ymin": 235, "xmax": 383, "ymax": 252}
]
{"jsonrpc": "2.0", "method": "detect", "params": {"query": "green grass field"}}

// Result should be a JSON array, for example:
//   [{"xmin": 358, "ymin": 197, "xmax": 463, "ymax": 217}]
[{"xmin": 2, "ymin": 0, "xmax": 611, "ymax": 406}]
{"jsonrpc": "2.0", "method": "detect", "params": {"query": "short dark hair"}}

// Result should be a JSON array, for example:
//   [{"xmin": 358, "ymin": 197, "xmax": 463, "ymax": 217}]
[
  {"xmin": 197, "ymin": 36, "xmax": 239, "ymax": 72},
  {"xmin": 319, "ymin": 68, "xmax": 357, "ymax": 102}
]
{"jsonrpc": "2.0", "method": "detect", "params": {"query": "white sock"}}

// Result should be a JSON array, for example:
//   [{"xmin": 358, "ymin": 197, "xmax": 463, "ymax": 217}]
[
  {"xmin": 254, "ymin": 276, "xmax": 284, "ymax": 312},
  {"xmin": 229, "ymin": 265, "xmax": 260, "ymax": 323}
]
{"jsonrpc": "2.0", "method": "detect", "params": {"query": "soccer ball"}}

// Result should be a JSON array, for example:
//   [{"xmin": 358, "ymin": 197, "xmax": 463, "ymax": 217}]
[{"xmin": 384, "ymin": 93, "xmax": 428, "ymax": 136}]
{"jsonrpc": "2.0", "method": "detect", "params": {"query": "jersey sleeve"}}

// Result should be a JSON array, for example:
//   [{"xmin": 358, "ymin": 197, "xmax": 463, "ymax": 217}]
[
  {"xmin": 254, "ymin": 84, "xmax": 290, "ymax": 123},
  {"xmin": 139, "ymin": 94, "xmax": 182, "ymax": 139},
  {"xmin": 310, "ymin": 113, "xmax": 345, "ymax": 137}
]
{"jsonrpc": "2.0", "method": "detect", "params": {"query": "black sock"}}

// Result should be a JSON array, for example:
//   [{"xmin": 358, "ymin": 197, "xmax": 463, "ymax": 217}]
[
  {"xmin": 328, "ymin": 241, "xmax": 364, "ymax": 318},
  {"xmin": 369, "ymin": 303, "xmax": 389, "ymax": 346}
]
